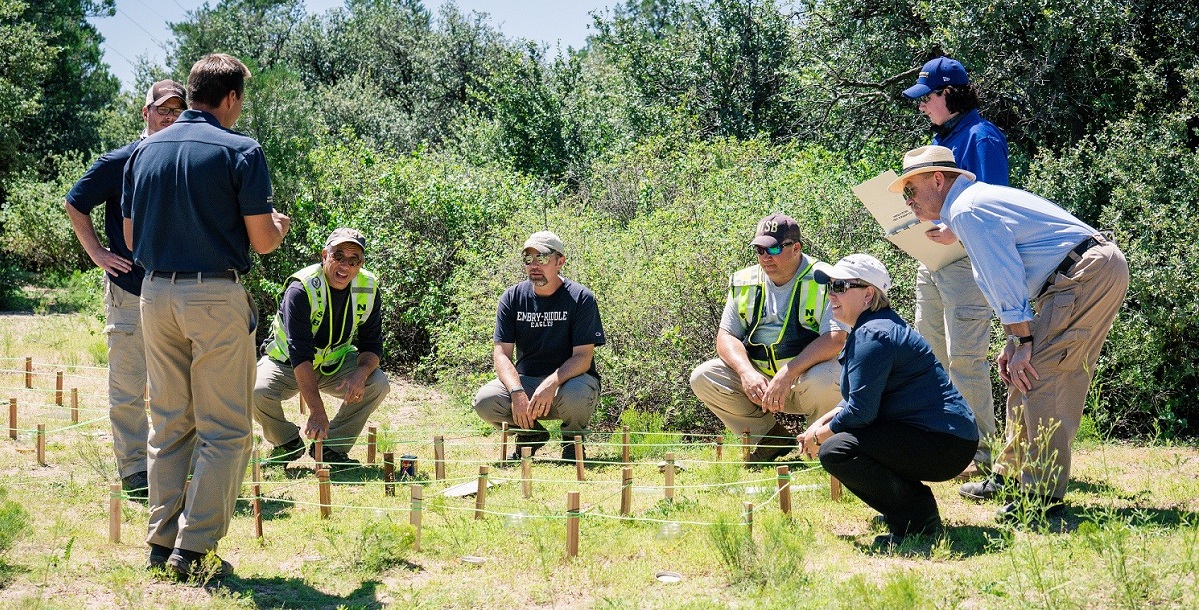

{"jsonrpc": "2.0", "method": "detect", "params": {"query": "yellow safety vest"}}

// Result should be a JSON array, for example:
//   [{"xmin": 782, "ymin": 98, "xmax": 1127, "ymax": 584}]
[
  {"xmin": 730, "ymin": 261, "xmax": 826, "ymax": 376},
  {"xmin": 264, "ymin": 263, "xmax": 378, "ymax": 375}
]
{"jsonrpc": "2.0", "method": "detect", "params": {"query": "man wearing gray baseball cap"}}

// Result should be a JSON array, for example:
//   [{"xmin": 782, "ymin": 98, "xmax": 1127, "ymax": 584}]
[
  {"xmin": 255, "ymin": 228, "xmax": 390, "ymax": 472},
  {"xmin": 473, "ymin": 230, "xmax": 606, "ymax": 461}
]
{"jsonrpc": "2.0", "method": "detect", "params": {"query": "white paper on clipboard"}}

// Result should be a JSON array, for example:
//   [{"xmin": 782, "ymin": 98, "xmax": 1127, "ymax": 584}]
[{"xmin": 852, "ymin": 170, "xmax": 967, "ymax": 272}]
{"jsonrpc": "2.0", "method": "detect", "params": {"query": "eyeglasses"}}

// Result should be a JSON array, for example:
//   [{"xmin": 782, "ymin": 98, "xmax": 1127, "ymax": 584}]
[
  {"xmin": 916, "ymin": 88, "xmax": 946, "ymax": 105},
  {"xmin": 753, "ymin": 241, "xmax": 796, "ymax": 256},
  {"xmin": 153, "ymin": 105, "xmax": 185, "ymax": 117},
  {"xmin": 522, "ymin": 253, "xmax": 556, "ymax": 266},
  {"xmin": 902, "ymin": 184, "xmax": 916, "ymax": 200},
  {"xmin": 829, "ymin": 279, "xmax": 869, "ymax": 293},
  {"xmin": 331, "ymin": 251, "xmax": 363, "ymax": 268}
]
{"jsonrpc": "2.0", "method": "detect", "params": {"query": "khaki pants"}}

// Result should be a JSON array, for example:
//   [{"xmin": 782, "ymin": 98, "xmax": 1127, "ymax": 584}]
[
  {"xmin": 690, "ymin": 357, "xmax": 841, "ymax": 442},
  {"xmin": 993, "ymin": 240, "xmax": 1129, "ymax": 499},
  {"xmin": 253, "ymin": 353, "xmax": 390, "ymax": 450},
  {"xmin": 473, "ymin": 374, "xmax": 600, "ymax": 436},
  {"xmin": 104, "ymin": 279, "xmax": 149, "ymax": 478},
  {"xmin": 140, "ymin": 274, "xmax": 256, "ymax": 554},
  {"xmin": 915, "ymin": 257, "xmax": 996, "ymax": 464}
]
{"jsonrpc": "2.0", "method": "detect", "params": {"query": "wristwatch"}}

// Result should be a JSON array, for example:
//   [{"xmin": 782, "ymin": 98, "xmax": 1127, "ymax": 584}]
[
  {"xmin": 508, "ymin": 387, "xmax": 526, "ymax": 394},
  {"xmin": 1007, "ymin": 334, "xmax": 1033, "ymax": 347}
]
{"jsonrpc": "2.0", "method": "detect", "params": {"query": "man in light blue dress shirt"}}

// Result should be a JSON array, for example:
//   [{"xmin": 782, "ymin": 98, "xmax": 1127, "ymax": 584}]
[{"xmin": 890, "ymin": 145, "xmax": 1129, "ymax": 523}]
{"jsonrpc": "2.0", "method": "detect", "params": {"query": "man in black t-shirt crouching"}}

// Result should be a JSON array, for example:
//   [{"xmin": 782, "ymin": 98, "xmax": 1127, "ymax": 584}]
[{"xmin": 473, "ymin": 230, "xmax": 606, "ymax": 461}]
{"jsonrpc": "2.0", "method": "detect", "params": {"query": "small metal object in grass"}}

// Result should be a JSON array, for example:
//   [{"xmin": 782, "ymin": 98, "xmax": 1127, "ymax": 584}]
[
  {"xmin": 400, "ymin": 455, "xmax": 417, "ymax": 479},
  {"xmin": 655, "ymin": 571, "xmax": 683, "ymax": 584},
  {"xmin": 460, "ymin": 555, "xmax": 485, "ymax": 565}
]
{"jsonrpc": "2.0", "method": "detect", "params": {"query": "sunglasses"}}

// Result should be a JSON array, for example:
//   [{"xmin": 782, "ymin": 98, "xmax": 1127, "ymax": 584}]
[
  {"xmin": 522, "ymin": 253, "xmax": 556, "ymax": 266},
  {"xmin": 753, "ymin": 241, "xmax": 796, "ymax": 256},
  {"xmin": 915, "ymin": 88, "xmax": 946, "ymax": 105},
  {"xmin": 902, "ymin": 184, "xmax": 916, "ymax": 200},
  {"xmin": 331, "ymin": 251, "xmax": 363, "ymax": 268},
  {"xmin": 829, "ymin": 279, "xmax": 869, "ymax": 293}
]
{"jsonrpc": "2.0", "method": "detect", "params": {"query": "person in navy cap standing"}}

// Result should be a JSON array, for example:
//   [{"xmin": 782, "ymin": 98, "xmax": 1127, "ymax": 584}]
[{"xmin": 900, "ymin": 56, "xmax": 1010, "ymax": 477}]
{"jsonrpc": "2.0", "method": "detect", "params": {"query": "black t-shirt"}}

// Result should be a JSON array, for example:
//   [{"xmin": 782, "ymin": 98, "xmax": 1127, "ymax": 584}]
[
  {"xmin": 494, "ymin": 278, "xmax": 605, "ymax": 378},
  {"xmin": 65, "ymin": 140, "xmax": 144, "ymax": 295}
]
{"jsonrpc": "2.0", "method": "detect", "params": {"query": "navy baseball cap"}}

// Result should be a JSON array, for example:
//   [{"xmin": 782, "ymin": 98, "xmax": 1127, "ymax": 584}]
[{"xmin": 902, "ymin": 57, "xmax": 970, "ymax": 99}]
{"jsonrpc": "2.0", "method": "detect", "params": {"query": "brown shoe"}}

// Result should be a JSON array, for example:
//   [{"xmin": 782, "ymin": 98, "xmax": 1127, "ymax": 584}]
[{"xmin": 745, "ymin": 423, "xmax": 796, "ymax": 465}]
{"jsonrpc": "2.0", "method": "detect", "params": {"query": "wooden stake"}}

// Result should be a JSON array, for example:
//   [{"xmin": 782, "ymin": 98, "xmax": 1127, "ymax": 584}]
[
  {"xmin": 409, "ymin": 484, "xmax": 423, "ymax": 552},
  {"xmin": 521, "ymin": 447, "xmax": 532, "ymax": 498},
  {"xmin": 36, "ymin": 423, "xmax": 45, "ymax": 465},
  {"xmin": 474, "ymin": 465, "xmax": 489, "ymax": 520},
  {"xmin": 830, "ymin": 476, "xmax": 843, "ymax": 501},
  {"xmin": 317, "ymin": 468, "xmax": 331, "ymax": 518},
  {"xmin": 298, "ymin": 392, "xmax": 307, "ymax": 415},
  {"xmin": 314, "ymin": 439, "xmax": 324, "ymax": 467},
  {"xmin": 251, "ymin": 449, "xmax": 261, "ymax": 484},
  {"xmin": 573, "ymin": 435, "xmax": 585, "ymax": 482},
  {"xmin": 55, "ymin": 371, "xmax": 63, "ymax": 406},
  {"xmin": 621, "ymin": 425, "xmax": 630, "ymax": 465},
  {"xmin": 566, "ymin": 491, "xmax": 580, "ymax": 558},
  {"xmin": 109, "ymin": 483, "xmax": 121, "ymax": 543},
  {"xmin": 664, "ymin": 451, "xmax": 675, "ymax": 500},
  {"xmin": 70, "ymin": 388, "xmax": 78, "ymax": 424},
  {"xmin": 252, "ymin": 483, "xmax": 263, "ymax": 539},
  {"xmin": 777, "ymin": 465, "xmax": 791, "ymax": 514},
  {"xmin": 500, "ymin": 422, "xmax": 509, "ymax": 461},
  {"xmin": 715, "ymin": 437, "xmax": 723, "ymax": 460},
  {"xmin": 366, "ymin": 425, "xmax": 377, "ymax": 465},
  {"xmin": 24, "ymin": 357, "xmax": 32, "ymax": 389},
  {"xmin": 620, "ymin": 467, "xmax": 633, "ymax": 517},
  {"xmin": 8, "ymin": 398, "xmax": 15, "ymax": 440},
  {"xmin": 744, "ymin": 501, "xmax": 754, "ymax": 535},
  {"xmin": 383, "ymin": 452, "xmax": 395, "ymax": 497},
  {"xmin": 742, "ymin": 428, "xmax": 751, "ymax": 463},
  {"xmin": 433, "ymin": 435, "xmax": 446, "ymax": 480}
]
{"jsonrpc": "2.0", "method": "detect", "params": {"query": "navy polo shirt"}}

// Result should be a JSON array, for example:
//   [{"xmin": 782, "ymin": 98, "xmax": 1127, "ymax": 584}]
[
  {"xmin": 65, "ymin": 140, "xmax": 144, "ymax": 295},
  {"xmin": 121, "ymin": 109, "xmax": 273, "ymax": 273}
]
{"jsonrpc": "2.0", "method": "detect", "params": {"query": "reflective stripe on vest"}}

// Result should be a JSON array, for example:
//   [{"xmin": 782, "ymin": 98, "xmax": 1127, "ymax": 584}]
[
  {"xmin": 264, "ymin": 263, "xmax": 378, "ymax": 375},
  {"xmin": 729, "ymin": 262, "xmax": 825, "ymax": 376}
]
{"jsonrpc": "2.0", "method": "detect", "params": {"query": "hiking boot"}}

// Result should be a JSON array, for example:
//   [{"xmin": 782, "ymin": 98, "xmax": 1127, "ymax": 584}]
[
  {"xmin": 745, "ymin": 423, "xmax": 796, "ymax": 466},
  {"xmin": 508, "ymin": 425, "xmax": 550, "ymax": 460},
  {"xmin": 121, "ymin": 471, "xmax": 149, "ymax": 503},
  {"xmin": 310, "ymin": 444, "xmax": 361, "ymax": 472},
  {"xmin": 146, "ymin": 543, "xmax": 172, "ymax": 571},
  {"xmin": 265, "ymin": 437, "xmax": 306, "ymax": 465},
  {"xmin": 958, "ymin": 473, "xmax": 1013, "ymax": 502},
  {"xmin": 167, "ymin": 549, "xmax": 234, "ymax": 581},
  {"xmin": 562, "ymin": 441, "xmax": 585, "ymax": 463},
  {"xmin": 996, "ymin": 496, "xmax": 1066, "ymax": 526}
]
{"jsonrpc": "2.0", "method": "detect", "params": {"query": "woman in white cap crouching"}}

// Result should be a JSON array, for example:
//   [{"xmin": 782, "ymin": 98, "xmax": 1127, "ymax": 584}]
[{"xmin": 797, "ymin": 254, "xmax": 978, "ymax": 545}]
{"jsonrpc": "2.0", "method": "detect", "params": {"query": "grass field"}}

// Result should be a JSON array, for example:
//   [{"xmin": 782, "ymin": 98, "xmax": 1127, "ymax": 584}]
[{"xmin": 0, "ymin": 313, "xmax": 1196, "ymax": 609}]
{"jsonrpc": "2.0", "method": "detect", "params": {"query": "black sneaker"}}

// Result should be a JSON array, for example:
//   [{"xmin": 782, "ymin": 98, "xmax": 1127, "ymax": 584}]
[
  {"xmin": 959, "ymin": 474, "xmax": 1013, "ymax": 502},
  {"xmin": 265, "ymin": 437, "xmax": 306, "ymax": 465},
  {"xmin": 310, "ymin": 444, "xmax": 362, "ymax": 472},
  {"xmin": 167, "ymin": 549, "xmax": 234, "ymax": 581},
  {"xmin": 146, "ymin": 543, "xmax": 172, "ymax": 571},
  {"xmin": 121, "ymin": 471, "xmax": 149, "ymax": 503},
  {"xmin": 508, "ymin": 425, "xmax": 551, "ymax": 460},
  {"xmin": 996, "ymin": 496, "xmax": 1066, "ymax": 526},
  {"xmin": 562, "ymin": 441, "xmax": 585, "ymax": 462}
]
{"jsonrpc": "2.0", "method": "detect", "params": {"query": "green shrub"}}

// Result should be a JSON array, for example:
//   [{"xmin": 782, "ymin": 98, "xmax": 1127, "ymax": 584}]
[
  {"xmin": 0, "ymin": 152, "xmax": 90, "ymax": 274},
  {"xmin": 0, "ymin": 487, "xmax": 28, "ymax": 558}
]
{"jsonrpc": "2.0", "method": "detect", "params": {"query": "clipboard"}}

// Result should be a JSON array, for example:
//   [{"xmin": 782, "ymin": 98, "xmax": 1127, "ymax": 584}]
[{"xmin": 852, "ymin": 171, "xmax": 967, "ymax": 272}]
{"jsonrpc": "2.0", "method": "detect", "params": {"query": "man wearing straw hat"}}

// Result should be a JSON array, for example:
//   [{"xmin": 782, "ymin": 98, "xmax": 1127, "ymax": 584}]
[
  {"xmin": 891, "ymin": 145, "xmax": 1128, "ymax": 522},
  {"xmin": 473, "ymin": 230, "xmax": 606, "ymax": 462},
  {"xmin": 65, "ymin": 79, "xmax": 188, "ymax": 500},
  {"xmin": 690, "ymin": 213, "xmax": 846, "ymax": 465},
  {"xmin": 255, "ymin": 228, "xmax": 390, "ymax": 472}
]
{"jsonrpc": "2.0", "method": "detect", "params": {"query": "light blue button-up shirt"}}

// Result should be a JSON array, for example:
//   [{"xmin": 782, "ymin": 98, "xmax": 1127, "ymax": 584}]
[{"xmin": 942, "ymin": 176, "xmax": 1096, "ymax": 325}]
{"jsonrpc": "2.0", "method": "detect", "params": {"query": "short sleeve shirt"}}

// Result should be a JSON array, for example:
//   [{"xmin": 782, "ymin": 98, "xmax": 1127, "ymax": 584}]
[
  {"xmin": 65, "ymin": 140, "xmax": 144, "ymax": 295},
  {"xmin": 494, "ymin": 278, "xmax": 605, "ymax": 378},
  {"xmin": 121, "ymin": 109, "xmax": 273, "ymax": 273}
]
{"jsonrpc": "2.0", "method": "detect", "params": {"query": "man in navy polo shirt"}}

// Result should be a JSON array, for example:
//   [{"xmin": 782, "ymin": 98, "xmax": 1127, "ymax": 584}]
[
  {"xmin": 65, "ymin": 80, "xmax": 187, "ymax": 500},
  {"xmin": 122, "ymin": 53, "xmax": 290, "ymax": 579}
]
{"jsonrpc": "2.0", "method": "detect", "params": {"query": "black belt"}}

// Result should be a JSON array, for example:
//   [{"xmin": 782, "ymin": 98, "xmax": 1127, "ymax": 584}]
[
  {"xmin": 149, "ymin": 270, "xmax": 239, "ymax": 281},
  {"xmin": 1040, "ymin": 236, "xmax": 1101, "ymax": 296}
]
